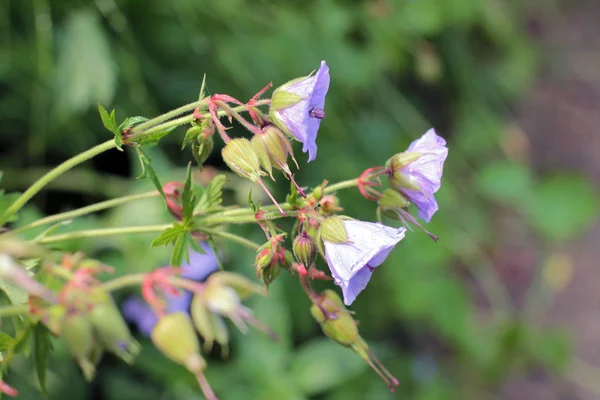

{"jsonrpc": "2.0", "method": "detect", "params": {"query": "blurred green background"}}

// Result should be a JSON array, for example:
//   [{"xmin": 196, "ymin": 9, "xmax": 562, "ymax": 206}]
[{"xmin": 2, "ymin": 0, "xmax": 600, "ymax": 398}]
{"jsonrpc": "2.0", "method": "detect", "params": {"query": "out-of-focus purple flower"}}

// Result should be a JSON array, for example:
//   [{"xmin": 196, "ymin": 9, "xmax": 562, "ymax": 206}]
[
  {"xmin": 121, "ymin": 243, "xmax": 219, "ymax": 336},
  {"xmin": 269, "ymin": 61, "xmax": 330, "ymax": 162},
  {"xmin": 388, "ymin": 129, "xmax": 448, "ymax": 223},
  {"xmin": 323, "ymin": 220, "xmax": 406, "ymax": 306}
]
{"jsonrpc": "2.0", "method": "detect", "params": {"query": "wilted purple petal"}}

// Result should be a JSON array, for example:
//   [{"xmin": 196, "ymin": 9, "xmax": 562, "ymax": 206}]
[
  {"xmin": 270, "ymin": 61, "xmax": 330, "ymax": 162},
  {"xmin": 323, "ymin": 220, "xmax": 406, "ymax": 305},
  {"xmin": 400, "ymin": 129, "xmax": 448, "ymax": 222}
]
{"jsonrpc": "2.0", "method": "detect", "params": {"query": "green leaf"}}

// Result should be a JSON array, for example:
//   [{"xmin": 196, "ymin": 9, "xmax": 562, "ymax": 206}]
[
  {"xmin": 33, "ymin": 324, "xmax": 52, "ymax": 395},
  {"xmin": 55, "ymin": 10, "xmax": 116, "ymax": 117},
  {"xmin": 119, "ymin": 116, "xmax": 149, "ymax": 131},
  {"xmin": 98, "ymin": 104, "xmax": 122, "ymax": 150},
  {"xmin": 182, "ymin": 163, "xmax": 197, "ymax": 222},
  {"xmin": 525, "ymin": 174, "xmax": 600, "ymax": 242},
  {"xmin": 194, "ymin": 174, "xmax": 227, "ymax": 214},
  {"xmin": 0, "ymin": 332, "xmax": 15, "ymax": 352},
  {"xmin": 135, "ymin": 147, "xmax": 166, "ymax": 205},
  {"xmin": 170, "ymin": 232, "xmax": 189, "ymax": 267},
  {"xmin": 151, "ymin": 223, "xmax": 186, "ymax": 247},
  {"xmin": 290, "ymin": 338, "xmax": 368, "ymax": 395},
  {"xmin": 137, "ymin": 126, "xmax": 178, "ymax": 146}
]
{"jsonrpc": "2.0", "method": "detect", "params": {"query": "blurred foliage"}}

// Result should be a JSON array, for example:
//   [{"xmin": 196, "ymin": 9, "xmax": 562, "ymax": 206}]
[{"xmin": 0, "ymin": 0, "xmax": 599, "ymax": 399}]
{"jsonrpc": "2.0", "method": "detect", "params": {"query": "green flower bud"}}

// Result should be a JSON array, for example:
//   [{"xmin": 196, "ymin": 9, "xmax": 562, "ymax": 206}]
[
  {"xmin": 378, "ymin": 188, "xmax": 410, "ymax": 209},
  {"xmin": 322, "ymin": 312, "xmax": 360, "ymax": 346},
  {"xmin": 282, "ymin": 250, "xmax": 294, "ymax": 271},
  {"xmin": 204, "ymin": 285, "xmax": 241, "ymax": 316},
  {"xmin": 311, "ymin": 185, "xmax": 324, "ymax": 201},
  {"xmin": 258, "ymin": 262, "xmax": 280, "ymax": 288},
  {"xmin": 89, "ymin": 289, "xmax": 139, "ymax": 364},
  {"xmin": 62, "ymin": 312, "xmax": 95, "ymax": 377},
  {"xmin": 207, "ymin": 271, "xmax": 264, "ymax": 300},
  {"xmin": 293, "ymin": 232, "xmax": 317, "ymax": 268},
  {"xmin": 192, "ymin": 133, "xmax": 214, "ymax": 169},
  {"xmin": 255, "ymin": 248, "xmax": 274, "ymax": 271},
  {"xmin": 385, "ymin": 152, "xmax": 424, "ymax": 192},
  {"xmin": 191, "ymin": 294, "xmax": 230, "ymax": 355},
  {"xmin": 184, "ymin": 126, "xmax": 202, "ymax": 147},
  {"xmin": 151, "ymin": 312, "xmax": 206, "ymax": 374},
  {"xmin": 385, "ymin": 152, "xmax": 423, "ymax": 171},
  {"xmin": 221, "ymin": 138, "xmax": 265, "ymax": 182},
  {"xmin": 319, "ymin": 216, "xmax": 348, "ymax": 243}
]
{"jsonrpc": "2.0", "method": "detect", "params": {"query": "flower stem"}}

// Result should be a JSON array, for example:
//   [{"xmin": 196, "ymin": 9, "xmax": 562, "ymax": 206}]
[
  {"xmin": 324, "ymin": 178, "xmax": 359, "ymax": 193},
  {"xmin": 34, "ymin": 224, "xmax": 172, "ymax": 245},
  {"xmin": 129, "ymin": 100, "xmax": 270, "ymax": 142},
  {"xmin": 0, "ymin": 304, "xmax": 29, "ymax": 318},
  {"xmin": 12, "ymin": 191, "xmax": 160, "ymax": 234},
  {"xmin": 0, "ymin": 139, "xmax": 117, "ymax": 225},
  {"xmin": 130, "ymin": 99, "xmax": 208, "ymax": 134},
  {"xmin": 100, "ymin": 273, "xmax": 202, "ymax": 293},
  {"xmin": 197, "ymin": 227, "xmax": 261, "ymax": 250}
]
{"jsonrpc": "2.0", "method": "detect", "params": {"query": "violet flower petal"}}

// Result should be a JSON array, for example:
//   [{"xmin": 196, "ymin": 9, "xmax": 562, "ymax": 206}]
[{"xmin": 323, "ymin": 220, "xmax": 406, "ymax": 305}]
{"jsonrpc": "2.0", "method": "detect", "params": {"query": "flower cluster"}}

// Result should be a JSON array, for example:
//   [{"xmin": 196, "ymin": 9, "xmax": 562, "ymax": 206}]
[{"xmin": 0, "ymin": 60, "xmax": 449, "ymax": 398}]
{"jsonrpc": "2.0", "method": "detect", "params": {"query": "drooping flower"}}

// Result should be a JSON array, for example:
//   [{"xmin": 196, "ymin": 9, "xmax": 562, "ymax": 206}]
[
  {"xmin": 387, "ymin": 129, "xmax": 448, "ymax": 223},
  {"xmin": 121, "ymin": 243, "xmax": 219, "ymax": 336},
  {"xmin": 269, "ymin": 61, "xmax": 330, "ymax": 162},
  {"xmin": 322, "ymin": 220, "xmax": 406, "ymax": 305}
]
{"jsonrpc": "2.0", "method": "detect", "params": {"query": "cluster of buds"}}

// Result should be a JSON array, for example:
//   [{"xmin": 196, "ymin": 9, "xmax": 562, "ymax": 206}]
[
  {"xmin": 255, "ymin": 234, "xmax": 292, "ymax": 288},
  {"xmin": 310, "ymin": 290, "xmax": 399, "ymax": 391},
  {"xmin": 33, "ymin": 256, "xmax": 141, "ymax": 381},
  {"xmin": 143, "ymin": 270, "xmax": 274, "ymax": 399}
]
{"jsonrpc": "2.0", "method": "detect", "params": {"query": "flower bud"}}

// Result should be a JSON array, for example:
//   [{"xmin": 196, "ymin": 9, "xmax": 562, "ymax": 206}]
[
  {"xmin": 193, "ymin": 132, "xmax": 214, "ymax": 168},
  {"xmin": 282, "ymin": 250, "xmax": 294, "ymax": 271},
  {"xmin": 151, "ymin": 312, "xmax": 206, "ymax": 374},
  {"xmin": 89, "ymin": 289, "xmax": 140, "ymax": 364},
  {"xmin": 204, "ymin": 285, "xmax": 241, "ymax": 316},
  {"xmin": 319, "ymin": 194, "xmax": 341, "ymax": 214},
  {"xmin": 319, "ymin": 216, "xmax": 348, "ymax": 243},
  {"xmin": 311, "ymin": 185, "xmax": 324, "ymax": 201},
  {"xmin": 386, "ymin": 152, "xmax": 424, "ymax": 192},
  {"xmin": 258, "ymin": 262, "xmax": 280, "ymax": 288},
  {"xmin": 221, "ymin": 138, "xmax": 265, "ymax": 182},
  {"xmin": 378, "ymin": 188, "xmax": 410, "ymax": 209},
  {"xmin": 207, "ymin": 271, "xmax": 264, "ymax": 300},
  {"xmin": 62, "ymin": 312, "xmax": 96, "ymax": 380},
  {"xmin": 293, "ymin": 232, "xmax": 317, "ymax": 268},
  {"xmin": 251, "ymin": 125, "xmax": 292, "ymax": 177},
  {"xmin": 255, "ymin": 248, "xmax": 274, "ymax": 271},
  {"xmin": 310, "ymin": 291, "xmax": 359, "ymax": 347}
]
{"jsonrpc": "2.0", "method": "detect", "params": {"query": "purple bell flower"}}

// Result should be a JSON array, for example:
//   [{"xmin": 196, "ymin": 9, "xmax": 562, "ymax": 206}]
[
  {"xmin": 323, "ymin": 220, "xmax": 406, "ymax": 306},
  {"xmin": 388, "ymin": 129, "xmax": 448, "ymax": 223},
  {"xmin": 121, "ymin": 243, "xmax": 219, "ymax": 336},
  {"xmin": 269, "ymin": 61, "xmax": 330, "ymax": 162}
]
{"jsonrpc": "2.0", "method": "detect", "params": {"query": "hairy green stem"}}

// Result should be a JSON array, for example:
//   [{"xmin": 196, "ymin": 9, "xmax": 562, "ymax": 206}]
[
  {"xmin": 197, "ymin": 227, "xmax": 261, "ymax": 250},
  {"xmin": 35, "ymin": 224, "xmax": 171, "ymax": 245},
  {"xmin": 131, "ymin": 99, "xmax": 208, "ymax": 134},
  {"xmin": 0, "ymin": 304, "xmax": 30, "ymax": 318},
  {"xmin": 129, "ymin": 100, "xmax": 270, "ymax": 142},
  {"xmin": 0, "ymin": 139, "xmax": 117, "ymax": 225},
  {"xmin": 324, "ymin": 178, "xmax": 360, "ymax": 193},
  {"xmin": 12, "ymin": 191, "xmax": 160, "ymax": 235}
]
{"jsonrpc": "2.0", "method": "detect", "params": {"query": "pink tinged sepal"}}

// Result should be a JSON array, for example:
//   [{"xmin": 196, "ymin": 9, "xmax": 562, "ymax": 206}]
[{"xmin": 323, "ymin": 220, "xmax": 406, "ymax": 305}]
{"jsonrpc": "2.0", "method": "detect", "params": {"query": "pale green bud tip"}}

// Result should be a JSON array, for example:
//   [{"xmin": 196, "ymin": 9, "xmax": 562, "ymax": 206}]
[
  {"xmin": 378, "ymin": 188, "xmax": 410, "ymax": 209},
  {"xmin": 385, "ymin": 151, "xmax": 423, "ymax": 171},
  {"xmin": 320, "ymin": 216, "xmax": 348, "ymax": 243},
  {"xmin": 221, "ymin": 138, "xmax": 265, "ymax": 181},
  {"xmin": 151, "ymin": 312, "xmax": 205, "ymax": 373},
  {"xmin": 293, "ymin": 232, "xmax": 318, "ymax": 268},
  {"xmin": 208, "ymin": 271, "xmax": 264, "ymax": 299},
  {"xmin": 205, "ymin": 285, "xmax": 241, "ymax": 316}
]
